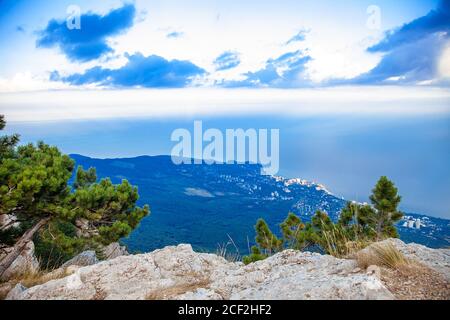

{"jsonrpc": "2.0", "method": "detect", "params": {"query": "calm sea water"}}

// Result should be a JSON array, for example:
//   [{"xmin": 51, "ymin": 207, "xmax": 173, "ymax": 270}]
[{"xmin": 5, "ymin": 114, "xmax": 450, "ymax": 219}]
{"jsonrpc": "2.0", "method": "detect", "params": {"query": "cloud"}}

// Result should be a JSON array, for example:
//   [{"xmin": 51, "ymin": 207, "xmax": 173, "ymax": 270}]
[
  {"xmin": 213, "ymin": 51, "xmax": 241, "ymax": 71},
  {"xmin": 228, "ymin": 50, "xmax": 312, "ymax": 87},
  {"xmin": 368, "ymin": 1, "xmax": 450, "ymax": 53},
  {"xmin": 166, "ymin": 31, "xmax": 184, "ymax": 39},
  {"xmin": 36, "ymin": 4, "xmax": 136, "ymax": 62},
  {"xmin": 285, "ymin": 30, "xmax": 308, "ymax": 45},
  {"xmin": 351, "ymin": 34, "xmax": 446, "ymax": 84},
  {"xmin": 55, "ymin": 53, "xmax": 205, "ymax": 88},
  {"xmin": 350, "ymin": 0, "xmax": 450, "ymax": 85}
]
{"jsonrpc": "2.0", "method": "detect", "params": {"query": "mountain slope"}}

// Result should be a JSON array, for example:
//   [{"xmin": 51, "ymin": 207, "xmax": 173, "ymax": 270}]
[{"xmin": 70, "ymin": 154, "xmax": 450, "ymax": 253}]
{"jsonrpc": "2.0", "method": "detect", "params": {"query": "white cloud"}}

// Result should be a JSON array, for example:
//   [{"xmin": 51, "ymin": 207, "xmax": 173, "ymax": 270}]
[
  {"xmin": 0, "ymin": 0, "xmax": 444, "ymax": 90},
  {"xmin": 438, "ymin": 41, "xmax": 450, "ymax": 79},
  {"xmin": 0, "ymin": 72, "xmax": 72, "ymax": 93}
]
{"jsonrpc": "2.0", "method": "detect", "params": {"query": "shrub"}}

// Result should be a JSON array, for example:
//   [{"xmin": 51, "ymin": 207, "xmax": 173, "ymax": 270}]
[{"xmin": 243, "ymin": 246, "xmax": 268, "ymax": 265}]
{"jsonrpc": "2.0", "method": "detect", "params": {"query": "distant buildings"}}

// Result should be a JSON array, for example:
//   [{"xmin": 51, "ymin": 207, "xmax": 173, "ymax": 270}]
[
  {"xmin": 402, "ymin": 217, "xmax": 422, "ymax": 229},
  {"xmin": 415, "ymin": 219, "xmax": 421, "ymax": 229}
]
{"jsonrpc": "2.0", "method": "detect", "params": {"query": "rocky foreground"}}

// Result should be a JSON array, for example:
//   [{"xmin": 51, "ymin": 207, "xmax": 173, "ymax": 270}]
[{"xmin": 4, "ymin": 239, "xmax": 450, "ymax": 300}]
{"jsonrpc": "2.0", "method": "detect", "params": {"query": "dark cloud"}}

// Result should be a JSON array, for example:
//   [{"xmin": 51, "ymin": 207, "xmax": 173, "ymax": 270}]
[
  {"xmin": 36, "ymin": 4, "xmax": 136, "ymax": 62},
  {"xmin": 55, "ymin": 53, "xmax": 205, "ymax": 88},
  {"xmin": 213, "ymin": 51, "xmax": 241, "ymax": 71},
  {"xmin": 368, "ymin": 0, "xmax": 449, "ymax": 53},
  {"xmin": 351, "ymin": 0, "xmax": 450, "ymax": 84},
  {"xmin": 353, "ymin": 34, "xmax": 445, "ymax": 84}
]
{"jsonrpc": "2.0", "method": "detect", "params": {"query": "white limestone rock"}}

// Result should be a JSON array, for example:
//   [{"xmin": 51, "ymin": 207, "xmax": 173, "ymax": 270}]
[
  {"xmin": 61, "ymin": 250, "xmax": 98, "ymax": 269},
  {"xmin": 8, "ymin": 244, "xmax": 396, "ymax": 300},
  {"xmin": 101, "ymin": 242, "xmax": 129, "ymax": 260},
  {"xmin": 5, "ymin": 283, "xmax": 27, "ymax": 300}
]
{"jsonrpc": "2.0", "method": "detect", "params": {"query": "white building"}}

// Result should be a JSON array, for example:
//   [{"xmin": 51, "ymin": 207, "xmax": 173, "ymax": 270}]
[{"xmin": 414, "ymin": 219, "xmax": 421, "ymax": 229}]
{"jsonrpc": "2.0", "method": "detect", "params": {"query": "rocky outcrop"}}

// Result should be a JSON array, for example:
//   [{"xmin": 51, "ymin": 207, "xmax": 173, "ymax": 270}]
[
  {"xmin": 359, "ymin": 239, "xmax": 450, "ymax": 300},
  {"xmin": 0, "ymin": 241, "xmax": 39, "ymax": 281},
  {"xmin": 6, "ymin": 240, "xmax": 449, "ymax": 300},
  {"xmin": 5, "ymin": 283, "xmax": 27, "ymax": 300},
  {"xmin": 378, "ymin": 238, "xmax": 450, "ymax": 281},
  {"xmin": 61, "ymin": 251, "xmax": 98, "ymax": 269},
  {"xmin": 5, "ymin": 245, "xmax": 387, "ymax": 300},
  {"xmin": 101, "ymin": 242, "xmax": 129, "ymax": 260},
  {"xmin": 0, "ymin": 281, "xmax": 16, "ymax": 299}
]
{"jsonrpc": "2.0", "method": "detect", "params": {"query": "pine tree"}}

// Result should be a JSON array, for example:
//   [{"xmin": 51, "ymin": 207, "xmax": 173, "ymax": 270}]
[
  {"xmin": 280, "ymin": 212, "xmax": 307, "ymax": 250},
  {"xmin": 0, "ymin": 141, "xmax": 74, "ymax": 222},
  {"xmin": 241, "ymin": 178, "xmax": 405, "ymax": 263},
  {"xmin": 243, "ymin": 214, "xmax": 305, "ymax": 264},
  {"xmin": 338, "ymin": 202, "xmax": 358, "ymax": 228},
  {"xmin": 254, "ymin": 219, "xmax": 282, "ymax": 255},
  {"xmin": 311, "ymin": 210, "xmax": 332, "ymax": 228},
  {"xmin": 369, "ymin": 176, "xmax": 403, "ymax": 240},
  {"xmin": 338, "ymin": 202, "xmax": 375, "ymax": 239},
  {"xmin": 69, "ymin": 167, "xmax": 149, "ymax": 244},
  {"xmin": 308, "ymin": 211, "xmax": 333, "ymax": 250},
  {"xmin": 0, "ymin": 115, "xmax": 150, "ymax": 275},
  {"xmin": 0, "ymin": 115, "xmax": 19, "ymax": 157},
  {"xmin": 73, "ymin": 166, "xmax": 97, "ymax": 190}
]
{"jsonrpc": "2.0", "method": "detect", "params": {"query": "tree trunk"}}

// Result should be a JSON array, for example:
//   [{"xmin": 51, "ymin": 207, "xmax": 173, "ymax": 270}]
[{"xmin": 0, "ymin": 217, "xmax": 50, "ymax": 279}]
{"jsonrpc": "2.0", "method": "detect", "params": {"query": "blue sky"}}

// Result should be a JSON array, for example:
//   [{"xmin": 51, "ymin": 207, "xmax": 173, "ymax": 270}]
[{"xmin": 0, "ymin": 0, "xmax": 448, "ymax": 91}]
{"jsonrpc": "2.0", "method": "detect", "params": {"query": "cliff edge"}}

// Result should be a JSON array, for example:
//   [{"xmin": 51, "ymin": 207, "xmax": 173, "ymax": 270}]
[{"xmin": 5, "ymin": 239, "xmax": 450, "ymax": 300}]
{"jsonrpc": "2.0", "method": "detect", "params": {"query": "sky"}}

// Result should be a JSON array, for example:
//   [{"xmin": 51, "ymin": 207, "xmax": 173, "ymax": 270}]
[
  {"xmin": 0, "ymin": 0, "xmax": 448, "ymax": 91},
  {"xmin": 0, "ymin": 0, "xmax": 449, "ymax": 218}
]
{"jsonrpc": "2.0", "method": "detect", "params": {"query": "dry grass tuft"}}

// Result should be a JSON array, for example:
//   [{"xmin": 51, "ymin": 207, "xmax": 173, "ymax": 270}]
[
  {"xmin": 216, "ymin": 234, "xmax": 241, "ymax": 263},
  {"xmin": 17, "ymin": 270, "xmax": 64, "ymax": 288},
  {"xmin": 356, "ymin": 242, "xmax": 409, "ymax": 271},
  {"xmin": 356, "ymin": 242, "xmax": 450, "ymax": 300},
  {"xmin": 2, "ymin": 265, "xmax": 75, "ymax": 295},
  {"xmin": 0, "ymin": 269, "xmax": 68, "ymax": 300},
  {"xmin": 321, "ymin": 224, "xmax": 370, "ymax": 258}
]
